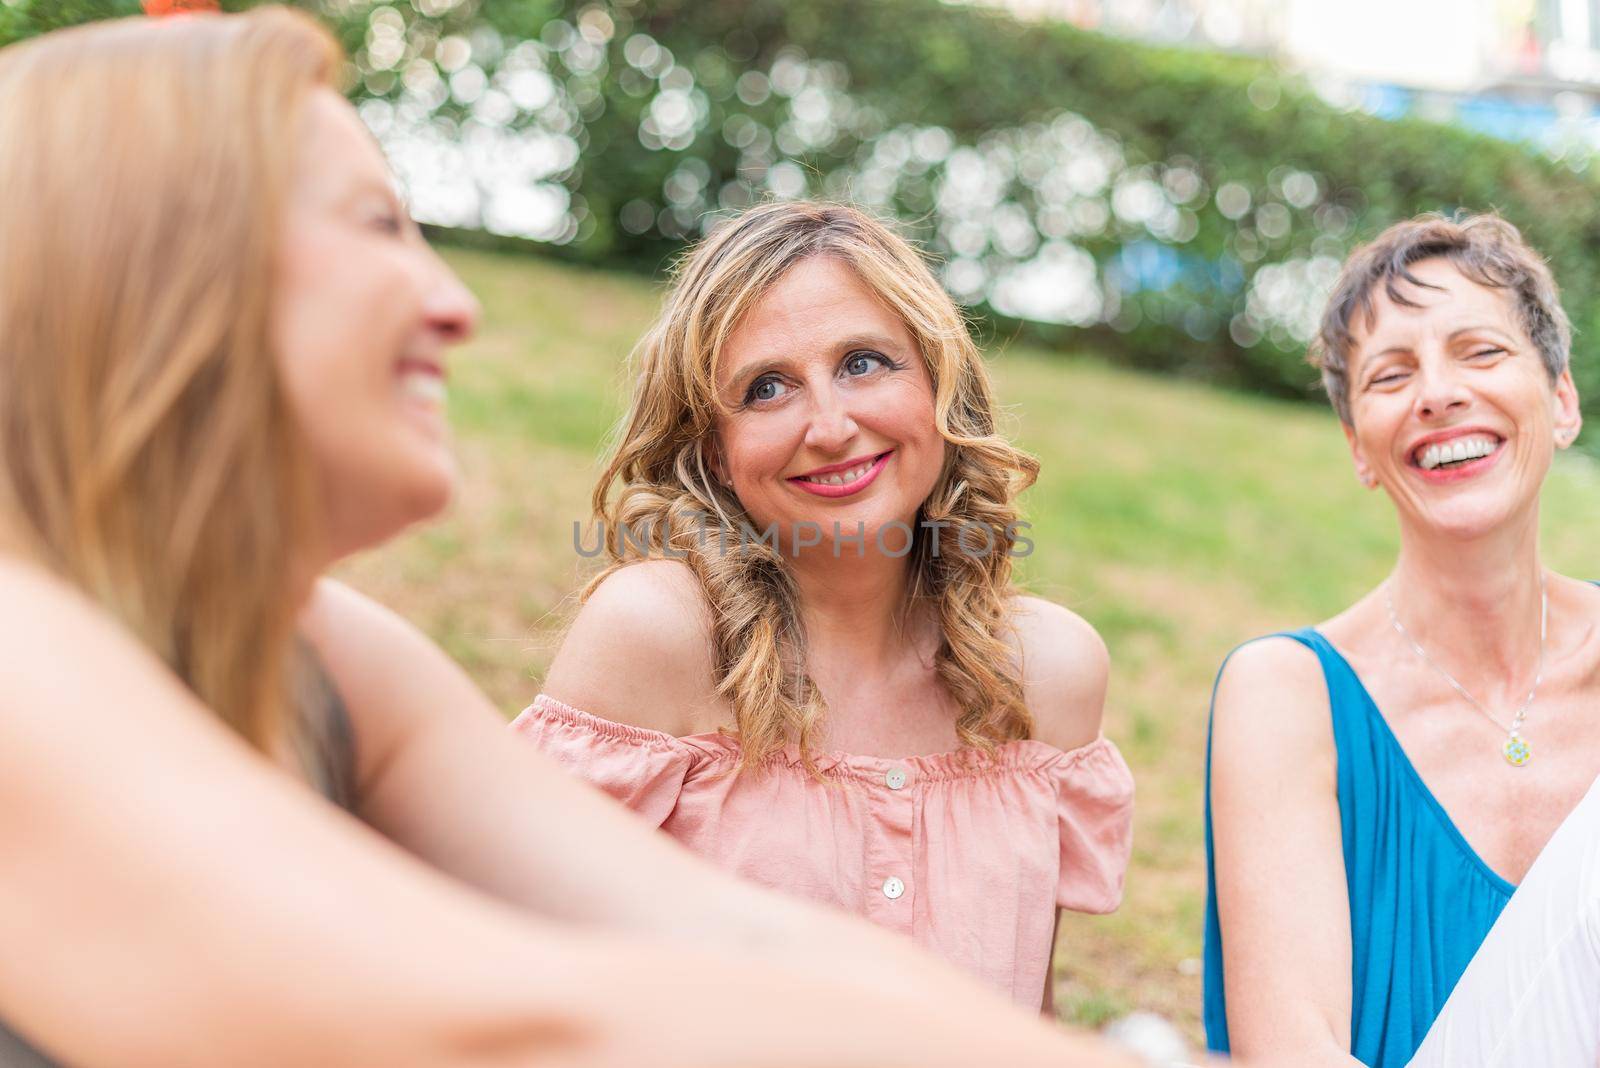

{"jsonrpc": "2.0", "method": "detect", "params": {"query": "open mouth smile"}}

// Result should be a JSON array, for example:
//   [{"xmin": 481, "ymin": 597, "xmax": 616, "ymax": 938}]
[
  {"xmin": 397, "ymin": 356, "xmax": 447, "ymax": 407},
  {"xmin": 1407, "ymin": 430, "xmax": 1504, "ymax": 483},
  {"xmin": 788, "ymin": 451, "xmax": 893, "ymax": 498}
]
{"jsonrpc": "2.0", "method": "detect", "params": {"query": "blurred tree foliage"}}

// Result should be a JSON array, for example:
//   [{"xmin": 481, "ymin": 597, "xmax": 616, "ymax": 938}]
[{"xmin": 8, "ymin": 0, "xmax": 1600, "ymax": 421}]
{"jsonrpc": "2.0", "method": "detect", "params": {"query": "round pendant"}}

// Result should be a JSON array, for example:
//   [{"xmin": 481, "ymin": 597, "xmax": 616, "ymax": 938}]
[{"xmin": 1504, "ymin": 734, "xmax": 1533, "ymax": 767}]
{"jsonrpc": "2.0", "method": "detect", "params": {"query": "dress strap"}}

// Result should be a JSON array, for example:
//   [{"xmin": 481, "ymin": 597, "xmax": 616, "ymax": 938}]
[{"xmin": 1255, "ymin": 627, "xmax": 1375, "ymax": 761}]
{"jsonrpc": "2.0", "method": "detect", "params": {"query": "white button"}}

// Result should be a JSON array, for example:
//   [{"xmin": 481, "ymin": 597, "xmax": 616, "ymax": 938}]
[
  {"xmin": 882, "ymin": 876, "xmax": 905, "ymax": 900},
  {"xmin": 885, "ymin": 767, "xmax": 908, "ymax": 790}
]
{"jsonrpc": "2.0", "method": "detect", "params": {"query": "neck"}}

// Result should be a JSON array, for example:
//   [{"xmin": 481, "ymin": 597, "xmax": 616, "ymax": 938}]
[
  {"xmin": 789, "ymin": 544, "xmax": 923, "ymax": 672},
  {"xmin": 1386, "ymin": 502, "xmax": 1545, "ymax": 705},
  {"xmin": 289, "ymin": 540, "xmax": 337, "ymax": 620}
]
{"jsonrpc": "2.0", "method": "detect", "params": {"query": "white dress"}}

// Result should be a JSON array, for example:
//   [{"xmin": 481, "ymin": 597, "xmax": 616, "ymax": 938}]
[{"xmin": 1408, "ymin": 772, "xmax": 1600, "ymax": 1067}]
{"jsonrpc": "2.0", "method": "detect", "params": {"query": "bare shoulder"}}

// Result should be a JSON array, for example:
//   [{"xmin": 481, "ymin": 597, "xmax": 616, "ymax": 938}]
[
  {"xmin": 0, "ymin": 555, "xmax": 258, "ymax": 781},
  {"xmin": 300, "ymin": 577, "xmax": 482, "ymax": 704},
  {"xmin": 1213, "ymin": 634, "xmax": 1328, "ymax": 715},
  {"xmin": 1005, "ymin": 594, "xmax": 1110, "ymax": 752},
  {"xmin": 1209, "ymin": 634, "xmax": 1335, "ymax": 788},
  {"xmin": 303, "ymin": 575, "xmax": 432, "ymax": 647},
  {"xmin": 299, "ymin": 579, "xmax": 506, "ymax": 784},
  {"xmin": 539, "ymin": 559, "xmax": 720, "ymax": 737},
  {"xmin": 0, "ymin": 557, "xmax": 154, "ymax": 703}
]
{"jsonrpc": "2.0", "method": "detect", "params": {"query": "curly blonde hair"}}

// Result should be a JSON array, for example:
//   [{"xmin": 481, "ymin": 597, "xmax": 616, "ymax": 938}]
[{"xmin": 587, "ymin": 201, "xmax": 1040, "ymax": 771}]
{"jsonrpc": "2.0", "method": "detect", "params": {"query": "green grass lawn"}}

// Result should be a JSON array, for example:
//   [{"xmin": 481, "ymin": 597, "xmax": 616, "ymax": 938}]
[{"xmin": 339, "ymin": 246, "xmax": 1600, "ymax": 1038}]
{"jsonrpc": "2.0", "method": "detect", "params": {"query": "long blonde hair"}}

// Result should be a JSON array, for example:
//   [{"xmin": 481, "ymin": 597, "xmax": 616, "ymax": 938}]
[
  {"xmin": 592, "ymin": 201, "xmax": 1040, "ymax": 771},
  {"xmin": 0, "ymin": 8, "xmax": 340, "ymax": 757}
]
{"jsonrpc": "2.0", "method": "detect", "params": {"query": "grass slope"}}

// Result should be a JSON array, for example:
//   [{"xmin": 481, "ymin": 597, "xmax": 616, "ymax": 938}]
[{"xmin": 338, "ymin": 247, "xmax": 1600, "ymax": 1037}]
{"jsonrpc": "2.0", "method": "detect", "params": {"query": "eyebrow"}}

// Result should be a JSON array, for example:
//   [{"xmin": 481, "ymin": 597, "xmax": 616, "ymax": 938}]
[
  {"xmin": 724, "ymin": 332, "xmax": 908, "ymax": 395},
  {"xmin": 726, "ymin": 357, "xmax": 789, "ymax": 397},
  {"xmin": 335, "ymin": 178, "xmax": 407, "ymax": 215},
  {"xmin": 1365, "ymin": 324, "xmax": 1515, "ymax": 362}
]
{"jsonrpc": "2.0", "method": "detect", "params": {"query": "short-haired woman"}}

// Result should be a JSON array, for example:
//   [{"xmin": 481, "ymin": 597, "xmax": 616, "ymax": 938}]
[{"xmin": 1205, "ymin": 212, "xmax": 1599, "ymax": 1067}]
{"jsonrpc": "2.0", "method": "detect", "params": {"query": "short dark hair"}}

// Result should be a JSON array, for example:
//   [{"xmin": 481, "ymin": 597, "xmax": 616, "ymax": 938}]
[{"xmin": 1311, "ymin": 212, "xmax": 1570, "ymax": 424}]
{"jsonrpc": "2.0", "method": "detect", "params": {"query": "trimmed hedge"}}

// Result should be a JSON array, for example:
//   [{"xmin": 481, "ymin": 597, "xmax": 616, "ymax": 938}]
[{"xmin": 9, "ymin": 0, "xmax": 1600, "ymax": 427}]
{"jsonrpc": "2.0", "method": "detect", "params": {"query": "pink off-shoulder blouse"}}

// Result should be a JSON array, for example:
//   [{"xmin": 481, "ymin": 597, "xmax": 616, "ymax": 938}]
[{"xmin": 510, "ymin": 694, "xmax": 1135, "ymax": 1007}]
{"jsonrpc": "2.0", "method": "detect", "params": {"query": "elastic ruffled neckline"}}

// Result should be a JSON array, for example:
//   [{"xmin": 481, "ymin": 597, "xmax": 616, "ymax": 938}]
[{"xmin": 526, "ymin": 693, "xmax": 1123, "ymax": 785}]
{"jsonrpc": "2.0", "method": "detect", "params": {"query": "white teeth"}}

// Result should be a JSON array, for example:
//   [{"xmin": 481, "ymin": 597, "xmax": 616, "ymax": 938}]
[
  {"xmin": 1417, "ymin": 436, "xmax": 1498, "ymax": 470},
  {"xmin": 400, "ymin": 372, "xmax": 446, "ymax": 405},
  {"xmin": 803, "ymin": 460, "xmax": 873, "ymax": 485}
]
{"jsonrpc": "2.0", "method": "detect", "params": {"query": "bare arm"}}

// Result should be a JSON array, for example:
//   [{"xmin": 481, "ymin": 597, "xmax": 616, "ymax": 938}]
[
  {"xmin": 0, "ymin": 561, "xmax": 1137, "ymax": 1068},
  {"xmin": 1009, "ymin": 593, "xmax": 1111, "ymax": 753},
  {"xmin": 1009, "ymin": 596, "xmax": 1113, "ymax": 1021},
  {"xmin": 1210, "ymin": 637, "xmax": 1363, "ymax": 1066}
]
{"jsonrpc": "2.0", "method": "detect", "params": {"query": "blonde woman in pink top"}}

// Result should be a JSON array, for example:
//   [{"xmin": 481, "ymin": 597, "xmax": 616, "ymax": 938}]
[{"xmin": 513, "ymin": 201, "xmax": 1135, "ymax": 1013}]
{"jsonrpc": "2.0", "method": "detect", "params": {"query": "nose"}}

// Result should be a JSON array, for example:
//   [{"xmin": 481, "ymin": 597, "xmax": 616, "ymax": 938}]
[
  {"xmin": 424, "ymin": 253, "xmax": 482, "ymax": 345},
  {"xmin": 1412, "ymin": 355, "xmax": 1470, "ymax": 421},
  {"xmin": 802, "ymin": 381, "xmax": 860, "ymax": 454}
]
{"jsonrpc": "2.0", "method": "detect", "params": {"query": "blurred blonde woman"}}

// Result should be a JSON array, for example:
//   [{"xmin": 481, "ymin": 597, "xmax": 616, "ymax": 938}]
[
  {"xmin": 0, "ymin": 10, "xmax": 1149, "ymax": 1066},
  {"xmin": 517, "ymin": 201, "xmax": 1135, "ymax": 1012}
]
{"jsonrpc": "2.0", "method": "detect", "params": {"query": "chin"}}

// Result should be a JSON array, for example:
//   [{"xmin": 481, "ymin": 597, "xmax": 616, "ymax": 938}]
[
  {"xmin": 1415, "ymin": 501, "xmax": 1523, "ymax": 541},
  {"xmin": 402, "ymin": 461, "xmax": 458, "ymax": 523}
]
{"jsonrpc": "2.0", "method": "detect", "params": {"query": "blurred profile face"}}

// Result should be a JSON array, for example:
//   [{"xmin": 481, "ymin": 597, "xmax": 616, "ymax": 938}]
[
  {"xmin": 1343, "ymin": 256, "xmax": 1580, "ymax": 540},
  {"xmin": 711, "ymin": 255, "xmax": 945, "ymax": 558},
  {"xmin": 272, "ymin": 88, "xmax": 480, "ymax": 560}
]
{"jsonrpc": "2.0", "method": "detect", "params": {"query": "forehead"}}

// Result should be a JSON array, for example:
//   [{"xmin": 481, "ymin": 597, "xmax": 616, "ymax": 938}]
[
  {"xmin": 721, "ymin": 255, "xmax": 912, "ymax": 361},
  {"xmin": 1350, "ymin": 256, "xmax": 1521, "ymax": 351},
  {"xmin": 292, "ymin": 88, "xmax": 394, "ymax": 204}
]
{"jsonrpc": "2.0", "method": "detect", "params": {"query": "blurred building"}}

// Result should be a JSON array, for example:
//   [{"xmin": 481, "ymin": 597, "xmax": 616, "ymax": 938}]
[{"xmin": 988, "ymin": 0, "xmax": 1600, "ymax": 155}]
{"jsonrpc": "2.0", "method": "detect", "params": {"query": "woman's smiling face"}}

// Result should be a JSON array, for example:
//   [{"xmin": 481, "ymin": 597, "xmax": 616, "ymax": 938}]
[
  {"xmin": 1344, "ymin": 256, "xmax": 1580, "ymax": 540},
  {"xmin": 272, "ymin": 89, "xmax": 481, "ymax": 560},
  {"xmin": 710, "ymin": 255, "xmax": 945, "ymax": 558}
]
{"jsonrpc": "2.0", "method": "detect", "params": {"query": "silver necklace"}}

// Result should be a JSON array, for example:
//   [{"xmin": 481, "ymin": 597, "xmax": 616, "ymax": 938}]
[{"xmin": 1383, "ymin": 573, "xmax": 1547, "ymax": 767}]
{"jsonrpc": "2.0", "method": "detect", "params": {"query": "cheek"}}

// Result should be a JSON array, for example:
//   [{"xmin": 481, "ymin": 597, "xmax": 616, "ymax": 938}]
[
  {"xmin": 1347, "ymin": 399, "xmax": 1407, "ymax": 463},
  {"xmin": 873, "ymin": 379, "xmax": 941, "ymax": 457},
  {"xmin": 719, "ymin": 413, "xmax": 804, "ymax": 483},
  {"xmin": 273, "ymin": 235, "xmax": 418, "ymax": 400},
  {"xmin": 270, "ymin": 238, "xmax": 428, "ymax": 484}
]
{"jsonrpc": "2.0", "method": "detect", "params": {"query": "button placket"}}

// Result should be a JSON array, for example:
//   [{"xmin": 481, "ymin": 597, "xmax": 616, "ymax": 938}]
[{"xmin": 866, "ymin": 762, "xmax": 917, "ymax": 929}]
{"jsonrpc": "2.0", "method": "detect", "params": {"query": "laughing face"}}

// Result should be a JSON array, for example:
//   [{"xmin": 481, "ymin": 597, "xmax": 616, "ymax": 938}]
[
  {"xmin": 710, "ymin": 255, "xmax": 946, "ymax": 558},
  {"xmin": 1344, "ymin": 256, "xmax": 1581, "ymax": 539},
  {"xmin": 272, "ymin": 89, "xmax": 480, "ymax": 560}
]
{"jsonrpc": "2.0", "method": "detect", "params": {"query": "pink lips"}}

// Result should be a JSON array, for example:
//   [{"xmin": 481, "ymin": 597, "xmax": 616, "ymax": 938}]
[
  {"xmin": 788, "ymin": 451, "xmax": 892, "ymax": 498},
  {"xmin": 396, "ymin": 356, "xmax": 445, "ymax": 381}
]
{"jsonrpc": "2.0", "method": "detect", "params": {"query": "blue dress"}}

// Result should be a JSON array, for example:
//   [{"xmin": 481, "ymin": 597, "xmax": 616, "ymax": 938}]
[{"xmin": 1202, "ymin": 628, "xmax": 1515, "ymax": 1067}]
